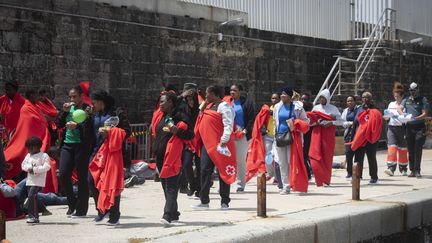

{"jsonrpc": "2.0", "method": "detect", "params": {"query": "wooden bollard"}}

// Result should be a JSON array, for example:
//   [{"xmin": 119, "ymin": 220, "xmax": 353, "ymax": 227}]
[
  {"xmin": 0, "ymin": 210, "xmax": 5, "ymax": 240},
  {"xmin": 352, "ymin": 163, "xmax": 360, "ymax": 200},
  {"xmin": 257, "ymin": 173, "xmax": 267, "ymax": 218}
]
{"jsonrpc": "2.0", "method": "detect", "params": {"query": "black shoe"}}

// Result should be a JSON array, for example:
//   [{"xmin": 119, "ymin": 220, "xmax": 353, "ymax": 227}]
[
  {"xmin": 415, "ymin": 171, "xmax": 422, "ymax": 178},
  {"xmin": 124, "ymin": 175, "xmax": 138, "ymax": 188},
  {"xmin": 66, "ymin": 207, "xmax": 75, "ymax": 217},
  {"xmin": 408, "ymin": 171, "xmax": 416, "ymax": 177},
  {"xmin": 93, "ymin": 213, "xmax": 106, "ymax": 223},
  {"xmin": 107, "ymin": 218, "xmax": 120, "ymax": 226}
]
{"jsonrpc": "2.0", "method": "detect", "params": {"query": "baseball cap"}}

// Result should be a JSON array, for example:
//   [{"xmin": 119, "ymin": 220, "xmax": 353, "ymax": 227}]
[{"xmin": 409, "ymin": 82, "xmax": 418, "ymax": 91}]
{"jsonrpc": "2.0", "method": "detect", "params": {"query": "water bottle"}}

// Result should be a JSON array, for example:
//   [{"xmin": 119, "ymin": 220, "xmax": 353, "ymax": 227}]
[
  {"xmin": 217, "ymin": 145, "xmax": 231, "ymax": 157},
  {"xmin": 104, "ymin": 116, "xmax": 120, "ymax": 127}
]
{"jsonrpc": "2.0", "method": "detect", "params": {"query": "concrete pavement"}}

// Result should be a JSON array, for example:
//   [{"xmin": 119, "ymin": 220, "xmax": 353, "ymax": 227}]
[{"xmin": 6, "ymin": 150, "xmax": 432, "ymax": 243}]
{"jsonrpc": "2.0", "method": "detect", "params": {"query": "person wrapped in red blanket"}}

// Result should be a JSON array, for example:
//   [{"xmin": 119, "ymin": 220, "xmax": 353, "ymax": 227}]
[
  {"xmin": 192, "ymin": 85, "xmax": 236, "ymax": 210},
  {"xmin": 350, "ymin": 91, "xmax": 383, "ymax": 184},
  {"xmin": 308, "ymin": 89, "xmax": 343, "ymax": 187},
  {"xmin": 89, "ymin": 127, "xmax": 126, "ymax": 223},
  {"xmin": 245, "ymin": 104, "xmax": 270, "ymax": 182},
  {"xmin": 289, "ymin": 119, "xmax": 310, "ymax": 192},
  {"xmin": 4, "ymin": 89, "xmax": 50, "ymax": 181},
  {"xmin": 153, "ymin": 92, "xmax": 194, "ymax": 225},
  {"xmin": 0, "ymin": 81, "xmax": 25, "ymax": 136}
]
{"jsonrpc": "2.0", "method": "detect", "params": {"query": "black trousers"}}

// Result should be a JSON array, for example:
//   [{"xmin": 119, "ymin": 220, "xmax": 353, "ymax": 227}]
[
  {"xmin": 303, "ymin": 130, "xmax": 312, "ymax": 179},
  {"xmin": 199, "ymin": 145, "xmax": 230, "ymax": 205},
  {"xmin": 59, "ymin": 143, "xmax": 90, "ymax": 215},
  {"xmin": 27, "ymin": 186, "xmax": 41, "ymax": 219},
  {"xmin": 88, "ymin": 172, "xmax": 121, "ymax": 221},
  {"xmin": 182, "ymin": 149, "xmax": 201, "ymax": 193},
  {"xmin": 345, "ymin": 144, "xmax": 356, "ymax": 176},
  {"xmin": 156, "ymin": 160, "xmax": 180, "ymax": 221},
  {"xmin": 406, "ymin": 123, "xmax": 426, "ymax": 172},
  {"xmin": 354, "ymin": 142, "xmax": 378, "ymax": 180}
]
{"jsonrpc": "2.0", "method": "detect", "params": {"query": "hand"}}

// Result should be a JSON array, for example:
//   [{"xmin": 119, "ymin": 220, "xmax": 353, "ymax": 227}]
[
  {"xmin": 287, "ymin": 119, "xmax": 294, "ymax": 132},
  {"xmin": 85, "ymin": 106, "xmax": 93, "ymax": 115},
  {"xmin": 66, "ymin": 121, "xmax": 77, "ymax": 130},
  {"xmin": 181, "ymin": 89, "xmax": 193, "ymax": 98},
  {"xmin": 62, "ymin": 102, "xmax": 74, "ymax": 112},
  {"xmin": 98, "ymin": 127, "xmax": 109, "ymax": 138},
  {"xmin": 219, "ymin": 142, "xmax": 227, "ymax": 148}
]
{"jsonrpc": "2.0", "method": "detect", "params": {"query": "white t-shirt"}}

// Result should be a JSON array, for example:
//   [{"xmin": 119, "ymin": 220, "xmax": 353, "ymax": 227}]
[
  {"xmin": 21, "ymin": 152, "xmax": 51, "ymax": 187},
  {"xmin": 387, "ymin": 101, "xmax": 403, "ymax": 126}
]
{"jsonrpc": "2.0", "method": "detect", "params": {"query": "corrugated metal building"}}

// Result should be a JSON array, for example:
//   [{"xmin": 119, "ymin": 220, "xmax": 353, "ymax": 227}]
[{"xmin": 180, "ymin": 0, "xmax": 432, "ymax": 41}]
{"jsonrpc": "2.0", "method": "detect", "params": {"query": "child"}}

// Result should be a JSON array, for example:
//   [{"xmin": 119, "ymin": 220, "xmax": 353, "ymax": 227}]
[{"xmin": 21, "ymin": 136, "xmax": 50, "ymax": 223}]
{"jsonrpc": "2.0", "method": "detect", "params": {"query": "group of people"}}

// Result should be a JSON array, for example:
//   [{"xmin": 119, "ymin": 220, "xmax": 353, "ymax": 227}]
[
  {"xmin": 0, "ymin": 81, "xmax": 131, "ymax": 225},
  {"xmin": 0, "ymin": 79, "xmax": 429, "ymax": 227}
]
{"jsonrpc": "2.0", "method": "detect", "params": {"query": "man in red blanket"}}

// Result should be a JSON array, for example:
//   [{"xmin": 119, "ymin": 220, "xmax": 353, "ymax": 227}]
[
  {"xmin": 308, "ymin": 89, "xmax": 343, "ymax": 187},
  {"xmin": 4, "ymin": 89, "xmax": 50, "ymax": 180},
  {"xmin": 192, "ymin": 85, "xmax": 236, "ymax": 210},
  {"xmin": 350, "ymin": 91, "xmax": 383, "ymax": 184},
  {"xmin": 0, "ymin": 81, "xmax": 25, "ymax": 136},
  {"xmin": 89, "ymin": 127, "xmax": 126, "ymax": 225}
]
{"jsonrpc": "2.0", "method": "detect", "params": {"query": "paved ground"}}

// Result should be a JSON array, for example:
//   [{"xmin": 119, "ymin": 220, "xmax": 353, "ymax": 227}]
[{"xmin": 6, "ymin": 150, "xmax": 432, "ymax": 243}]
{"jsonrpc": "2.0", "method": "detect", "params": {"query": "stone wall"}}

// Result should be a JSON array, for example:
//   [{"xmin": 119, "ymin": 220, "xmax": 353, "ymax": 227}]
[{"xmin": 0, "ymin": 0, "xmax": 339, "ymax": 122}]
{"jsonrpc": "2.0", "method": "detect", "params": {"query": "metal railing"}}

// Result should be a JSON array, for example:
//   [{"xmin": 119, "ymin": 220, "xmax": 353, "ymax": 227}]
[
  {"xmin": 313, "ymin": 8, "xmax": 396, "ymax": 104},
  {"xmin": 127, "ymin": 123, "xmax": 151, "ymax": 162}
]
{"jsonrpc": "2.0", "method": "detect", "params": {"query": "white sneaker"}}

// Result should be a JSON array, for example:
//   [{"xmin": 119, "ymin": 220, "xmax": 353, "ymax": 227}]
[
  {"xmin": 191, "ymin": 203, "xmax": 209, "ymax": 210},
  {"xmin": 280, "ymin": 189, "xmax": 290, "ymax": 195},
  {"xmin": 384, "ymin": 169, "xmax": 394, "ymax": 176},
  {"xmin": 402, "ymin": 171, "xmax": 408, "ymax": 176},
  {"xmin": 221, "ymin": 203, "xmax": 229, "ymax": 210},
  {"xmin": 160, "ymin": 218, "xmax": 171, "ymax": 226}
]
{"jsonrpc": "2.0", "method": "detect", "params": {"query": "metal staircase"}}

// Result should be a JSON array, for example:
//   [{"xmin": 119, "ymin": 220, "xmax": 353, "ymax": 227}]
[{"xmin": 313, "ymin": 8, "xmax": 396, "ymax": 104}]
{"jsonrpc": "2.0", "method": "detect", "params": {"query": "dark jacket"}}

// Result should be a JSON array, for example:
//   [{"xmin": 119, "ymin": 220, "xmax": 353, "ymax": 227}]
[
  {"xmin": 153, "ymin": 109, "xmax": 194, "ymax": 170},
  {"xmin": 232, "ymin": 96, "xmax": 255, "ymax": 140},
  {"xmin": 90, "ymin": 107, "xmax": 132, "ymax": 160},
  {"xmin": 56, "ymin": 103, "xmax": 95, "ymax": 155}
]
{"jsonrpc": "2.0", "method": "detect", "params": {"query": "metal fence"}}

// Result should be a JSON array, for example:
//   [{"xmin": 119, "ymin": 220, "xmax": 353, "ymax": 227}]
[{"xmin": 127, "ymin": 123, "xmax": 151, "ymax": 162}]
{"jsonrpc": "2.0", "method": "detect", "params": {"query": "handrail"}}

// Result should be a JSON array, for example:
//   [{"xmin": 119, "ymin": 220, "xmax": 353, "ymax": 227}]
[{"xmin": 313, "ymin": 8, "xmax": 395, "ymax": 104}]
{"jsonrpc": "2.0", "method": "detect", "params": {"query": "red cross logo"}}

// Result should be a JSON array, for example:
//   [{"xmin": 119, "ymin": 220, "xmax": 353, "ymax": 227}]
[{"xmin": 225, "ymin": 165, "xmax": 236, "ymax": 176}]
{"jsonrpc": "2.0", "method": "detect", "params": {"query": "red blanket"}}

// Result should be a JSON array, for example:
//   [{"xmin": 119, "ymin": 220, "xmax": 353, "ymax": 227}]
[
  {"xmin": 159, "ymin": 121, "xmax": 188, "ymax": 178},
  {"xmin": 290, "ymin": 119, "xmax": 310, "ymax": 192},
  {"xmin": 351, "ymin": 109, "xmax": 383, "ymax": 151},
  {"xmin": 37, "ymin": 98, "xmax": 59, "ymax": 131},
  {"xmin": 4, "ymin": 100, "xmax": 50, "ymax": 179},
  {"xmin": 151, "ymin": 107, "xmax": 163, "ymax": 139},
  {"xmin": 307, "ymin": 111, "xmax": 336, "ymax": 187},
  {"xmin": 0, "ymin": 93, "xmax": 25, "ymax": 134},
  {"xmin": 89, "ymin": 127, "xmax": 126, "ymax": 214},
  {"xmin": 195, "ymin": 108, "xmax": 237, "ymax": 184},
  {"xmin": 79, "ymin": 81, "xmax": 92, "ymax": 106},
  {"xmin": 245, "ymin": 105, "xmax": 270, "ymax": 182},
  {"xmin": 42, "ymin": 157, "xmax": 58, "ymax": 194}
]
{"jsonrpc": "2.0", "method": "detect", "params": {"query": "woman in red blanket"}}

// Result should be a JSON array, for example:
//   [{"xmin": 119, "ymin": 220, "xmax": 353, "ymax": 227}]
[
  {"xmin": 153, "ymin": 92, "xmax": 194, "ymax": 225},
  {"xmin": 88, "ymin": 90, "xmax": 130, "ymax": 225},
  {"xmin": 192, "ymin": 85, "xmax": 236, "ymax": 209},
  {"xmin": 273, "ymin": 87, "xmax": 309, "ymax": 195},
  {"xmin": 350, "ymin": 91, "xmax": 383, "ymax": 184},
  {"xmin": 4, "ymin": 89, "xmax": 50, "ymax": 180},
  {"xmin": 309, "ymin": 89, "xmax": 343, "ymax": 187},
  {"xmin": 0, "ymin": 81, "xmax": 25, "ymax": 136}
]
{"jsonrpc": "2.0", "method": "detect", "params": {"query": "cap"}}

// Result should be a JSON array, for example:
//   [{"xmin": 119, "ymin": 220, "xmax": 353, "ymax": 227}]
[
  {"xmin": 183, "ymin": 83, "xmax": 198, "ymax": 91},
  {"xmin": 409, "ymin": 82, "xmax": 418, "ymax": 91}
]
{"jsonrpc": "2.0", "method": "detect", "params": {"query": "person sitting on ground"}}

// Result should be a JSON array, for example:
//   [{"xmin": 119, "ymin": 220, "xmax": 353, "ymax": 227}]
[{"xmin": 21, "ymin": 136, "xmax": 51, "ymax": 224}]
